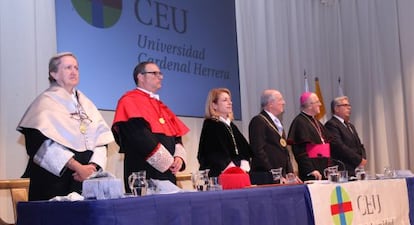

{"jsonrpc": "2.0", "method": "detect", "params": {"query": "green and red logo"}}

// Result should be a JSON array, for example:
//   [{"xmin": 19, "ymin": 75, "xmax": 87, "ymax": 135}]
[
  {"xmin": 71, "ymin": 0, "xmax": 122, "ymax": 28},
  {"xmin": 330, "ymin": 186, "xmax": 354, "ymax": 225}
]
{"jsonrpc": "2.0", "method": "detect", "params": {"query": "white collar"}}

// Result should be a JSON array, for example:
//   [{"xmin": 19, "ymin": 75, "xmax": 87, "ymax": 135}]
[
  {"xmin": 333, "ymin": 115, "xmax": 347, "ymax": 126},
  {"xmin": 137, "ymin": 87, "xmax": 160, "ymax": 100},
  {"xmin": 264, "ymin": 110, "xmax": 279, "ymax": 123},
  {"xmin": 219, "ymin": 116, "xmax": 231, "ymax": 126}
]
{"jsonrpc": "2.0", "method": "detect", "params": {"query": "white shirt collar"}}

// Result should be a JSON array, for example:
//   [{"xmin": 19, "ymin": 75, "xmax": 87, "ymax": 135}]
[
  {"xmin": 264, "ymin": 110, "xmax": 278, "ymax": 122},
  {"xmin": 333, "ymin": 114, "xmax": 347, "ymax": 126},
  {"xmin": 137, "ymin": 87, "xmax": 160, "ymax": 100},
  {"xmin": 265, "ymin": 110, "xmax": 283, "ymax": 133},
  {"xmin": 219, "ymin": 116, "xmax": 231, "ymax": 126}
]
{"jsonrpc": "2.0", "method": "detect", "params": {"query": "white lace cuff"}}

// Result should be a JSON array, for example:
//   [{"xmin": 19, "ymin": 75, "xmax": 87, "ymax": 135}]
[
  {"xmin": 173, "ymin": 144, "xmax": 186, "ymax": 164},
  {"xmin": 34, "ymin": 139, "xmax": 74, "ymax": 176},
  {"xmin": 146, "ymin": 144, "xmax": 174, "ymax": 172}
]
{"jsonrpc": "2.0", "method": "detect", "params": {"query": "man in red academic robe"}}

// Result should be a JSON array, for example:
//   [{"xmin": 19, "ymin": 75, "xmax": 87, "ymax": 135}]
[{"xmin": 112, "ymin": 62, "xmax": 189, "ymax": 192}]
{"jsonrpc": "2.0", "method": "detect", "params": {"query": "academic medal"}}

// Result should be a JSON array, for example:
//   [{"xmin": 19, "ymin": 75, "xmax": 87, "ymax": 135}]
[
  {"xmin": 159, "ymin": 118, "xmax": 165, "ymax": 124},
  {"xmin": 280, "ymin": 138, "xmax": 287, "ymax": 147},
  {"xmin": 80, "ymin": 122, "xmax": 87, "ymax": 134}
]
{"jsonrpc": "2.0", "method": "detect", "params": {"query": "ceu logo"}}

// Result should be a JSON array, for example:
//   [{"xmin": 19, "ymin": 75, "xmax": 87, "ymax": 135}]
[
  {"xmin": 330, "ymin": 186, "xmax": 353, "ymax": 225},
  {"xmin": 71, "ymin": 0, "xmax": 122, "ymax": 28}
]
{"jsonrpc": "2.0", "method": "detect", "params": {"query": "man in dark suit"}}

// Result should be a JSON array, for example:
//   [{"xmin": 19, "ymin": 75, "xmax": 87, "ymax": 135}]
[
  {"xmin": 249, "ymin": 89, "xmax": 300, "ymax": 184},
  {"xmin": 324, "ymin": 96, "xmax": 367, "ymax": 176}
]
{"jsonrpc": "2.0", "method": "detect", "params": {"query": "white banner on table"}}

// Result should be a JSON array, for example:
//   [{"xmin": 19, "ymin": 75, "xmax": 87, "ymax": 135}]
[{"xmin": 307, "ymin": 179, "xmax": 409, "ymax": 225}]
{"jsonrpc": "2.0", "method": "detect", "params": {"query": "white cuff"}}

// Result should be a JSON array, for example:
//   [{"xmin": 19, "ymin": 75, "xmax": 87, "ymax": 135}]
[
  {"xmin": 89, "ymin": 146, "xmax": 107, "ymax": 170},
  {"xmin": 174, "ymin": 144, "xmax": 186, "ymax": 164},
  {"xmin": 146, "ymin": 144, "xmax": 174, "ymax": 172},
  {"xmin": 33, "ymin": 139, "xmax": 74, "ymax": 176},
  {"xmin": 240, "ymin": 160, "xmax": 251, "ymax": 172}
]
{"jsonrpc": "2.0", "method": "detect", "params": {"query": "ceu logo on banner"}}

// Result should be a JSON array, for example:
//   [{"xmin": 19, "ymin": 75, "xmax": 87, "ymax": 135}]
[
  {"xmin": 330, "ymin": 186, "xmax": 353, "ymax": 225},
  {"xmin": 71, "ymin": 0, "xmax": 122, "ymax": 28}
]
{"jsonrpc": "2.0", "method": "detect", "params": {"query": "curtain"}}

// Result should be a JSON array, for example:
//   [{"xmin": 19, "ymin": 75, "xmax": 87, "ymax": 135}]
[{"xmin": 236, "ymin": 0, "xmax": 414, "ymax": 173}]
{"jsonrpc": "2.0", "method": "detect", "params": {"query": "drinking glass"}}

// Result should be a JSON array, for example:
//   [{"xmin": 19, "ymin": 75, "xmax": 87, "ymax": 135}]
[
  {"xmin": 338, "ymin": 170, "xmax": 348, "ymax": 182},
  {"xmin": 128, "ymin": 171, "xmax": 148, "ymax": 196},
  {"xmin": 207, "ymin": 177, "xmax": 222, "ymax": 191},
  {"xmin": 192, "ymin": 170, "xmax": 209, "ymax": 191},
  {"xmin": 384, "ymin": 166, "xmax": 396, "ymax": 178},
  {"xmin": 285, "ymin": 173, "xmax": 297, "ymax": 184},
  {"xmin": 323, "ymin": 165, "xmax": 339, "ymax": 182},
  {"xmin": 270, "ymin": 168, "xmax": 283, "ymax": 184},
  {"xmin": 355, "ymin": 167, "xmax": 366, "ymax": 181}
]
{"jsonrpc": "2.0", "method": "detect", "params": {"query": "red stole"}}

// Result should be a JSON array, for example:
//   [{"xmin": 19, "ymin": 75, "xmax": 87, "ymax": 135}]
[{"xmin": 113, "ymin": 89, "xmax": 189, "ymax": 137}]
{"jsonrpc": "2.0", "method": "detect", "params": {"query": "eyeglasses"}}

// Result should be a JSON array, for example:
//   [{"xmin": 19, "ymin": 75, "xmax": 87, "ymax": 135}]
[
  {"xmin": 70, "ymin": 111, "xmax": 92, "ymax": 133},
  {"xmin": 337, "ymin": 104, "xmax": 351, "ymax": 107},
  {"xmin": 70, "ymin": 111, "xmax": 92, "ymax": 122},
  {"xmin": 142, "ymin": 71, "xmax": 163, "ymax": 78}
]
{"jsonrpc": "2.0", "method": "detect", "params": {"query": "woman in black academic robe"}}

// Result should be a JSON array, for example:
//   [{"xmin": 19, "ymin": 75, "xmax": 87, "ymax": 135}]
[{"xmin": 197, "ymin": 88, "xmax": 252, "ymax": 177}]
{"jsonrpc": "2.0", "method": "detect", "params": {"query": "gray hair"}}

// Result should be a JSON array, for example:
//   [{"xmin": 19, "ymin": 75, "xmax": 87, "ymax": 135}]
[
  {"xmin": 48, "ymin": 52, "xmax": 77, "ymax": 83},
  {"xmin": 260, "ymin": 90, "xmax": 278, "ymax": 109},
  {"xmin": 330, "ymin": 96, "xmax": 349, "ymax": 113}
]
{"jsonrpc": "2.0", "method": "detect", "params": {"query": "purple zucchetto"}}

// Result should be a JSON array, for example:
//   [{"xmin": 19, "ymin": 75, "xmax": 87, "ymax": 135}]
[{"xmin": 300, "ymin": 92, "xmax": 313, "ymax": 105}]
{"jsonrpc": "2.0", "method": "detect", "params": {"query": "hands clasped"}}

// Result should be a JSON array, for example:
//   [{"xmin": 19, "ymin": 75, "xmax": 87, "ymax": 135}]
[{"xmin": 169, "ymin": 157, "xmax": 183, "ymax": 174}]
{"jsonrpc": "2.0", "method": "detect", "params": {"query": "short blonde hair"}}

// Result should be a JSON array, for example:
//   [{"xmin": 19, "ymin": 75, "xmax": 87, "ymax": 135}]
[{"xmin": 204, "ymin": 88, "xmax": 234, "ymax": 120}]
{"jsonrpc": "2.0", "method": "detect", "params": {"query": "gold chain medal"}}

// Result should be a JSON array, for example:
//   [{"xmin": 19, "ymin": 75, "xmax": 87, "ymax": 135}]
[
  {"xmin": 279, "ymin": 138, "xmax": 287, "ymax": 147},
  {"xmin": 159, "ymin": 118, "xmax": 165, "ymax": 124},
  {"xmin": 79, "ymin": 121, "xmax": 87, "ymax": 134}
]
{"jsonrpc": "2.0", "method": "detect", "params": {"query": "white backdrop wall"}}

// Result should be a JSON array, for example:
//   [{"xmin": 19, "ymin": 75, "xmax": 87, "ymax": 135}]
[{"xmin": 1, "ymin": 0, "xmax": 414, "ymax": 222}]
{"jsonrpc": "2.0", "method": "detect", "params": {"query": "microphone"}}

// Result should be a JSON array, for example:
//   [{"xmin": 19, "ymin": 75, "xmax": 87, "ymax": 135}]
[{"xmin": 331, "ymin": 158, "xmax": 346, "ymax": 171}]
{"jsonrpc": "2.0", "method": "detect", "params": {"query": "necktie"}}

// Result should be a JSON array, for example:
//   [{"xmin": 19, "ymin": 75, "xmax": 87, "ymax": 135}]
[
  {"xmin": 274, "ymin": 118, "xmax": 283, "ymax": 134},
  {"xmin": 345, "ymin": 121, "xmax": 353, "ymax": 134}
]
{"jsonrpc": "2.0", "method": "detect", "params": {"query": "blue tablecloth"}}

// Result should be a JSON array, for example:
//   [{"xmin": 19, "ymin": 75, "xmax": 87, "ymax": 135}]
[{"xmin": 17, "ymin": 184, "xmax": 314, "ymax": 225}]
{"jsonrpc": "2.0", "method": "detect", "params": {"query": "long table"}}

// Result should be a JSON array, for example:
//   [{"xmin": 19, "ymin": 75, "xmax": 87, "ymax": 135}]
[
  {"xmin": 17, "ymin": 177, "xmax": 414, "ymax": 225},
  {"xmin": 16, "ymin": 184, "xmax": 314, "ymax": 225}
]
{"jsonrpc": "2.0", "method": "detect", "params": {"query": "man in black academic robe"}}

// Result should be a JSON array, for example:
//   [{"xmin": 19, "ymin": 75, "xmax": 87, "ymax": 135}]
[{"xmin": 249, "ymin": 90, "xmax": 295, "ymax": 184}]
